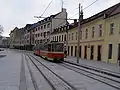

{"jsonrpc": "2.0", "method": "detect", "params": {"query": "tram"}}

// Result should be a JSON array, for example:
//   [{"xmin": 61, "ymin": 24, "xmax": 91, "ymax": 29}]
[{"xmin": 33, "ymin": 41, "xmax": 65, "ymax": 62}]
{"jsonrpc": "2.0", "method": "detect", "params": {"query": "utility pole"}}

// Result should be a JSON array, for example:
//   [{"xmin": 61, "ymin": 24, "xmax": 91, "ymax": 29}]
[{"xmin": 77, "ymin": 3, "xmax": 81, "ymax": 63}]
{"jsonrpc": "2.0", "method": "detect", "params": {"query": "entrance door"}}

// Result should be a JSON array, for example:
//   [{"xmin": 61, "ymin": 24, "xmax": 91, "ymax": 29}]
[
  {"xmin": 79, "ymin": 46, "xmax": 81, "ymax": 58},
  {"xmin": 117, "ymin": 44, "xmax": 120, "ymax": 61},
  {"xmin": 84, "ymin": 46, "xmax": 87, "ymax": 59},
  {"xmin": 68, "ymin": 46, "xmax": 69, "ymax": 56},
  {"xmin": 97, "ymin": 45, "xmax": 102, "ymax": 61},
  {"xmin": 75, "ymin": 46, "xmax": 77, "ymax": 56},
  {"xmin": 71, "ymin": 46, "xmax": 73, "ymax": 56},
  {"xmin": 90, "ymin": 45, "xmax": 94, "ymax": 60}
]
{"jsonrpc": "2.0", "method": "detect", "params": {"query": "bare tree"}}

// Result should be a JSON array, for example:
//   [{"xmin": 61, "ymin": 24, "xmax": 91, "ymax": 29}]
[{"xmin": 0, "ymin": 25, "xmax": 3, "ymax": 35}]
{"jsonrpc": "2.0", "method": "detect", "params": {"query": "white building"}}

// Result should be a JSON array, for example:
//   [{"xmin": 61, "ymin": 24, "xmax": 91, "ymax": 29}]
[{"xmin": 34, "ymin": 8, "xmax": 68, "ymax": 44}]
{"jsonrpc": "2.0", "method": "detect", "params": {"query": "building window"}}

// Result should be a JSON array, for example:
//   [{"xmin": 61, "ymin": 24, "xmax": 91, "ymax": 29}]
[
  {"xmin": 80, "ymin": 31, "xmax": 82, "ymax": 39},
  {"xmin": 57, "ymin": 36, "xmax": 58, "ymax": 41},
  {"xmin": 76, "ymin": 32, "xmax": 77, "ymax": 40},
  {"xmin": 44, "ymin": 25, "xmax": 46, "ymax": 29},
  {"xmin": 38, "ymin": 33, "xmax": 40, "ymax": 37},
  {"xmin": 41, "ymin": 26, "xmax": 43, "ymax": 30},
  {"xmin": 41, "ymin": 33, "xmax": 42, "ymax": 37},
  {"xmin": 36, "ymin": 28, "xmax": 37, "ymax": 31},
  {"xmin": 69, "ymin": 34, "xmax": 70, "ymax": 40},
  {"xmin": 47, "ymin": 23, "xmax": 50, "ymax": 28},
  {"xmin": 85, "ymin": 29, "xmax": 88, "ymax": 39},
  {"xmin": 99, "ymin": 24, "xmax": 102, "ymax": 37},
  {"xmin": 36, "ymin": 34, "xmax": 37, "ymax": 37},
  {"xmin": 33, "ymin": 29, "xmax": 35, "ymax": 32},
  {"xmin": 47, "ymin": 31, "xmax": 50, "ymax": 35},
  {"xmin": 38, "ymin": 27, "xmax": 40, "ymax": 30},
  {"xmin": 59, "ymin": 35, "xmax": 61, "ymax": 41},
  {"xmin": 72, "ymin": 33, "xmax": 74, "ymax": 40},
  {"xmin": 108, "ymin": 44, "xmax": 112, "ymax": 59},
  {"xmin": 62, "ymin": 35, "xmax": 63, "ymax": 41},
  {"xmin": 92, "ymin": 27, "xmax": 95, "ymax": 38},
  {"xmin": 110, "ymin": 23, "xmax": 114, "ymax": 35},
  {"xmin": 53, "ymin": 37, "xmax": 54, "ymax": 41},
  {"xmin": 55, "ymin": 36, "xmax": 56, "ymax": 41},
  {"xmin": 64, "ymin": 34, "xmax": 66, "ymax": 41},
  {"xmin": 44, "ymin": 32, "xmax": 46, "ymax": 38}
]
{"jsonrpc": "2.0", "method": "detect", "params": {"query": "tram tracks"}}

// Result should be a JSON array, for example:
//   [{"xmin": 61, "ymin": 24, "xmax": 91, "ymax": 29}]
[
  {"xmin": 59, "ymin": 62, "xmax": 120, "ymax": 90},
  {"xmin": 64, "ymin": 61, "xmax": 120, "ymax": 78},
  {"xmin": 26, "ymin": 54, "xmax": 77, "ymax": 90}
]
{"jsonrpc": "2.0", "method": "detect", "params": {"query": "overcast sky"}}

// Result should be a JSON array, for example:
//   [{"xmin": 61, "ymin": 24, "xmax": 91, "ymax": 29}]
[{"xmin": 0, "ymin": 0, "xmax": 120, "ymax": 37}]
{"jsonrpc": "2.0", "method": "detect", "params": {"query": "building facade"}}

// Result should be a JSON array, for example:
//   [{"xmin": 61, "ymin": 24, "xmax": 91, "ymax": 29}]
[
  {"xmin": 33, "ymin": 8, "xmax": 67, "ymax": 44},
  {"xmin": 52, "ymin": 3, "xmax": 120, "ymax": 64},
  {"xmin": 9, "ymin": 27, "xmax": 25, "ymax": 49},
  {"xmin": 9, "ymin": 8, "xmax": 68, "ymax": 50}
]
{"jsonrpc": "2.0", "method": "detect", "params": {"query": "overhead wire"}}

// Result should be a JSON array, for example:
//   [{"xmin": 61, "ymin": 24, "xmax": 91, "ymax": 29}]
[
  {"xmin": 69, "ymin": 0, "xmax": 99, "ymax": 18},
  {"xmin": 40, "ymin": 0, "xmax": 52, "ymax": 17}
]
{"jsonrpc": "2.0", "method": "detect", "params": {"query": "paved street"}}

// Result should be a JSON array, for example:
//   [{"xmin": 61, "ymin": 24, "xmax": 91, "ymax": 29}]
[{"xmin": 0, "ymin": 49, "xmax": 120, "ymax": 90}]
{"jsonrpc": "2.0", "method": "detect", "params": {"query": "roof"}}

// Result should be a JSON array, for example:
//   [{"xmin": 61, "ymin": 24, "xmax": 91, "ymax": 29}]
[
  {"xmin": 52, "ymin": 2, "xmax": 120, "ymax": 34},
  {"xmin": 24, "ymin": 23, "xmax": 40, "ymax": 31},
  {"xmin": 81, "ymin": 2, "xmax": 120, "ymax": 24},
  {"xmin": 24, "ymin": 12, "xmax": 62, "ymax": 32},
  {"xmin": 38, "ymin": 12, "xmax": 61, "ymax": 25},
  {"xmin": 52, "ymin": 23, "xmax": 77, "ymax": 34}
]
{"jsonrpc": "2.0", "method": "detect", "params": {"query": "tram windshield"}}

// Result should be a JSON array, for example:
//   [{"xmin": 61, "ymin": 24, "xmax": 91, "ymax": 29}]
[{"xmin": 48, "ymin": 42, "xmax": 64, "ymax": 52}]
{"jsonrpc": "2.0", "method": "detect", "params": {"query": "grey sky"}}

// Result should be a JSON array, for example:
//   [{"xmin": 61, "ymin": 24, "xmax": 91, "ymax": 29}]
[{"xmin": 0, "ymin": 0, "xmax": 119, "ymax": 37}]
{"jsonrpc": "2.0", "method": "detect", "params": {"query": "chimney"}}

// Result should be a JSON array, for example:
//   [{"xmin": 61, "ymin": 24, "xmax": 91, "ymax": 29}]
[{"xmin": 62, "ymin": 8, "xmax": 66, "ymax": 12}]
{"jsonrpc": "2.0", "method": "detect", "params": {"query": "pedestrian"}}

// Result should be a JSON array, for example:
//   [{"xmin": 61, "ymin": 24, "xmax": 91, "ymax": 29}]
[{"xmin": 64, "ymin": 50, "xmax": 67, "ymax": 58}]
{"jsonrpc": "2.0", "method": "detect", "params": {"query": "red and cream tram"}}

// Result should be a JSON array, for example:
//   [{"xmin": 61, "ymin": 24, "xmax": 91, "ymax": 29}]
[{"xmin": 33, "ymin": 41, "xmax": 64, "ymax": 62}]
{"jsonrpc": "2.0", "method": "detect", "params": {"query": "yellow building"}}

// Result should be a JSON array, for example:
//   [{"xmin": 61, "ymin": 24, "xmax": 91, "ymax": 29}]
[{"xmin": 52, "ymin": 3, "xmax": 120, "ymax": 64}]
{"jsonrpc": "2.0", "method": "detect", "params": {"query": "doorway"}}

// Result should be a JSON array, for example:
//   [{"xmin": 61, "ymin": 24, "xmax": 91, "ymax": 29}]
[
  {"xmin": 79, "ymin": 46, "xmax": 81, "ymax": 58},
  {"xmin": 84, "ymin": 46, "xmax": 87, "ymax": 59},
  {"xmin": 90, "ymin": 45, "xmax": 94, "ymax": 60},
  {"xmin": 71, "ymin": 46, "xmax": 73, "ymax": 56},
  {"xmin": 97, "ymin": 45, "xmax": 102, "ymax": 61},
  {"xmin": 117, "ymin": 44, "xmax": 120, "ymax": 62},
  {"xmin": 75, "ymin": 46, "xmax": 77, "ymax": 57}
]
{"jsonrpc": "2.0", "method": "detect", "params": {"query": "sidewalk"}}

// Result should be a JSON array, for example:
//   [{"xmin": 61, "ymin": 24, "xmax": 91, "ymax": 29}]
[
  {"xmin": 0, "ymin": 49, "xmax": 21, "ymax": 90},
  {"xmin": 64, "ymin": 56, "xmax": 120, "ymax": 74}
]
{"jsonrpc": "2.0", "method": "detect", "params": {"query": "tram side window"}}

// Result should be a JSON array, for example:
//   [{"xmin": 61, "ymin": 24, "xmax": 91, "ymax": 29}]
[
  {"xmin": 52, "ymin": 44, "xmax": 54, "ymax": 51},
  {"xmin": 48, "ymin": 44, "xmax": 51, "ymax": 51},
  {"xmin": 44, "ymin": 44, "xmax": 48, "ymax": 51}
]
